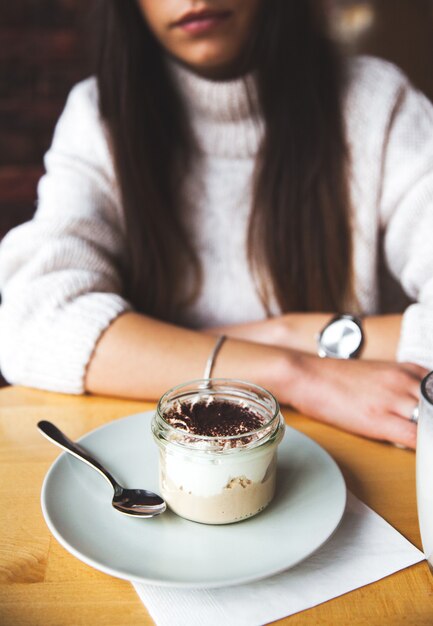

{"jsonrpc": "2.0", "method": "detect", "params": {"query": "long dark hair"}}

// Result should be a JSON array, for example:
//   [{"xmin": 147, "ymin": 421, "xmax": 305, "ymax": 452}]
[{"xmin": 96, "ymin": 0, "xmax": 352, "ymax": 320}]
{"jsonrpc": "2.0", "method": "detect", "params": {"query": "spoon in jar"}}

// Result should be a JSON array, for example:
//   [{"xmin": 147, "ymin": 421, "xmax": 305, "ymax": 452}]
[{"xmin": 37, "ymin": 420, "xmax": 166, "ymax": 518}]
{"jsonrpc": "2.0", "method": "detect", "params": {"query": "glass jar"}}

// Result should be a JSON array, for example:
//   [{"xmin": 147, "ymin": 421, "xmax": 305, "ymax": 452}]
[
  {"xmin": 416, "ymin": 371, "xmax": 433, "ymax": 574},
  {"xmin": 152, "ymin": 379, "xmax": 285, "ymax": 524}
]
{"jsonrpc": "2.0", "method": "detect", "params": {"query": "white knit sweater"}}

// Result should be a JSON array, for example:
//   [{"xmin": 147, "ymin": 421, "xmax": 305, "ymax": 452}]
[{"xmin": 1, "ymin": 56, "xmax": 433, "ymax": 393}]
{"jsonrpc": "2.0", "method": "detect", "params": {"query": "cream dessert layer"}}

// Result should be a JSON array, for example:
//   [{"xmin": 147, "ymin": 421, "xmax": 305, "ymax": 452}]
[{"xmin": 161, "ymin": 454, "xmax": 277, "ymax": 524}]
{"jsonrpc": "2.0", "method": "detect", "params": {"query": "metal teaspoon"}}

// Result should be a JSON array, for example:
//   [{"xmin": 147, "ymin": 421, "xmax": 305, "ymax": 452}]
[{"xmin": 37, "ymin": 420, "xmax": 166, "ymax": 518}]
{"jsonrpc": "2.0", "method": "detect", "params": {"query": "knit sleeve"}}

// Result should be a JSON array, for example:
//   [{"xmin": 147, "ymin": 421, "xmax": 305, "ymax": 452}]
[
  {"xmin": 379, "ymin": 76, "xmax": 433, "ymax": 368},
  {"xmin": 0, "ymin": 78, "xmax": 132, "ymax": 393}
]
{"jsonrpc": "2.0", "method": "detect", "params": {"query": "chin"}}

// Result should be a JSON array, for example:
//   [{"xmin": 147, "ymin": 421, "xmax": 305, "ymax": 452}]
[{"xmin": 182, "ymin": 44, "xmax": 237, "ymax": 72}]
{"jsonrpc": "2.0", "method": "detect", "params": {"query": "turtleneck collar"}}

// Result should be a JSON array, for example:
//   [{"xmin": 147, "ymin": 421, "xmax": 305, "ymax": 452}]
[{"xmin": 167, "ymin": 57, "xmax": 264, "ymax": 159}]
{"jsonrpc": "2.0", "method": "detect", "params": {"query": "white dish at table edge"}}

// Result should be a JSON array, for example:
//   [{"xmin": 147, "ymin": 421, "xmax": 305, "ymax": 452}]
[{"xmin": 41, "ymin": 410, "xmax": 346, "ymax": 588}]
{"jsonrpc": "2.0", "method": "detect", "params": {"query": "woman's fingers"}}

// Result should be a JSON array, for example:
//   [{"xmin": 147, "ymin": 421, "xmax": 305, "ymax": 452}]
[
  {"xmin": 383, "ymin": 364, "xmax": 426, "ymax": 420},
  {"xmin": 389, "ymin": 393, "xmax": 420, "ymax": 421},
  {"xmin": 380, "ymin": 414, "xmax": 418, "ymax": 449},
  {"xmin": 400, "ymin": 362, "xmax": 429, "ymax": 381}
]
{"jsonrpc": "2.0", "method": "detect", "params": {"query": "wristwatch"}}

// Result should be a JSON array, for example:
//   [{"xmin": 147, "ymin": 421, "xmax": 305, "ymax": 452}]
[{"xmin": 317, "ymin": 314, "xmax": 364, "ymax": 359}]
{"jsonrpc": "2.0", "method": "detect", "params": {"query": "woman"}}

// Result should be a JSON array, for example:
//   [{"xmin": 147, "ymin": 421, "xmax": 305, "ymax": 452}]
[{"xmin": 0, "ymin": 0, "xmax": 432, "ymax": 448}]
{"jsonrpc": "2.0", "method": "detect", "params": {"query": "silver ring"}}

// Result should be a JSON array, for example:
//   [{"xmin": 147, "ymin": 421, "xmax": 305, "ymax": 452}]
[{"xmin": 410, "ymin": 406, "xmax": 419, "ymax": 424}]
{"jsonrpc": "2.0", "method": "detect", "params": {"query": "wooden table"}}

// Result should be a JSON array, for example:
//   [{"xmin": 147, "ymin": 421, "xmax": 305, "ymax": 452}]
[{"xmin": 0, "ymin": 385, "xmax": 432, "ymax": 626}]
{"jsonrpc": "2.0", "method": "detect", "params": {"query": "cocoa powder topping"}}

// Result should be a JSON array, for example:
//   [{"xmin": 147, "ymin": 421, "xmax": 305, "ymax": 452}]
[{"xmin": 164, "ymin": 399, "xmax": 264, "ymax": 437}]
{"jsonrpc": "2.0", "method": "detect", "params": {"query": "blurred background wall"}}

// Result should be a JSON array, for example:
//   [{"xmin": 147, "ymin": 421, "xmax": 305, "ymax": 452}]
[
  {"xmin": 0, "ymin": 0, "xmax": 432, "ymax": 386},
  {"xmin": 0, "ymin": 0, "xmax": 90, "ymax": 239},
  {"xmin": 329, "ymin": 0, "xmax": 433, "ymax": 99}
]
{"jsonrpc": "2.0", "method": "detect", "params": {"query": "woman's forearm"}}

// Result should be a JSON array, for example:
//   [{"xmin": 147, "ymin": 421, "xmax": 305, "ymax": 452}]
[
  {"xmin": 210, "ymin": 313, "xmax": 403, "ymax": 361},
  {"xmin": 362, "ymin": 315, "xmax": 402, "ymax": 360},
  {"xmin": 84, "ymin": 311, "xmax": 297, "ymax": 400}
]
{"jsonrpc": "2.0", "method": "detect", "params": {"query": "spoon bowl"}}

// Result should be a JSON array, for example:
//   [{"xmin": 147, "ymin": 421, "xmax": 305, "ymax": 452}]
[
  {"xmin": 112, "ymin": 487, "xmax": 167, "ymax": 517},
  {"xmin": 37, "ymin": 420, "xmax": 166, "ymax": 518}
]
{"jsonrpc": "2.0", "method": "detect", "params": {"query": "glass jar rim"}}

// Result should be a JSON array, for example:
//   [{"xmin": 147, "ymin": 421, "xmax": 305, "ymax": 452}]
[
  {"xmin": 155, "ymin": 377, "xmax": 281, "ymax": 443},
  {"xmin": 421, "ymin": 371, "xmax": 433, "ymax": 406}
]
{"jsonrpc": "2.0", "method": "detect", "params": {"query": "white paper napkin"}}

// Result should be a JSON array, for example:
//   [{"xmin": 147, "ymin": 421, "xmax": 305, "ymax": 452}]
[{"xmin": 133, "ymin": 493, "xmax": 424, "ymax": 626}]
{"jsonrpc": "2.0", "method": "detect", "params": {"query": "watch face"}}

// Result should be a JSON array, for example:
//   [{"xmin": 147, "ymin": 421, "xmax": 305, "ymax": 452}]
[{"xmin": 319, "ymin": 318, "xmax": 363, "ymax": 359}]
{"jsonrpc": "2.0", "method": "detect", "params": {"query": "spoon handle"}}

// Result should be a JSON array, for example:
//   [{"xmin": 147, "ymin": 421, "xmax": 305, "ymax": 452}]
[{"xmin": 37, "ymin": 420, "xmax": 118, "ymax": 491}]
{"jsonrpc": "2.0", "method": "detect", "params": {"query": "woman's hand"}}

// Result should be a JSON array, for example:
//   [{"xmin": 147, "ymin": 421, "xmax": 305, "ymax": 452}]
[{"xmin": 281, "ymin": 353, "xmax": 427, "ymax": 449}]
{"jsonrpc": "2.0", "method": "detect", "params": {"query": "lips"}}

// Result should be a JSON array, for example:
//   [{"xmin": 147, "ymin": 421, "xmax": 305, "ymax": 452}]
[{"xmin": 171, "ymin": 9, "xmax": 232, "ymax": 31}]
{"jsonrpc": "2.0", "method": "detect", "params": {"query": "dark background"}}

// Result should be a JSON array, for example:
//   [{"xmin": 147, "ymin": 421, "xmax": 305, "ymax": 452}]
[
  {"xmin": 0, "ymin": 0, "xmax": 432, "ymax": 386},
  {"xmin": 1, "ymin": 0, "xmax": 433, "ymax": 239},
  {"xmin": 0, "ymin": 0, "xmax": 91, "ymax": 239}
]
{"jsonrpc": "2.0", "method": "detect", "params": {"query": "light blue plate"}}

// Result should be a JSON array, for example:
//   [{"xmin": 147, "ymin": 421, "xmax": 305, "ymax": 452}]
[{"xmin": 41, "ymin": 411, "xmax": 346, "ymax": 588}]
